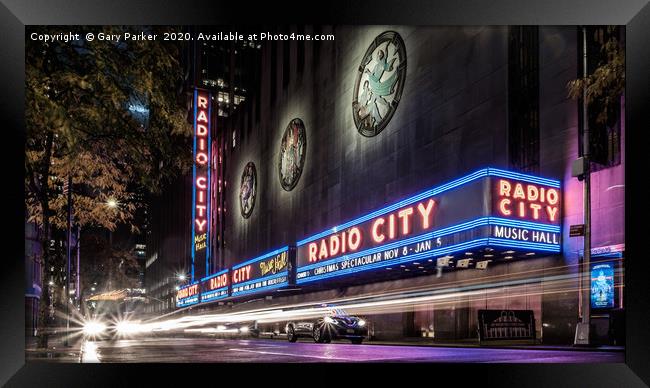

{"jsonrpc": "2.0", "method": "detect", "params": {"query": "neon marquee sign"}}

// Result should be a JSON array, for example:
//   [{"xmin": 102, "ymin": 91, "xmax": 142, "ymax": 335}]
[
  {"xmin": 490, "ymin": 177, "xmax": 561, "ymax": 246},
  {"xmin": 295, "ymin": 168, "xmax": 562, "ymax": 284},
  {"xmin": 191, "ymin": 89, "xmax": 212, "ymax": 281},
  {"xmin": 176, "ymin": 282, "xmax": 199, "ymax": 308},
  {"xmin": 200, "ymin": 269, "xmax": 229, "ymax": 303},
  {"xmin": 231, "ymin": 247, "xmax": 291, "ymax": 297},
  {"xmin": 494, "ymin": 179, "xmax": 560, "ymax": 223},
  {"xmin": 306, "ymin": 198, "xmax": 436, "ymax": 264}
]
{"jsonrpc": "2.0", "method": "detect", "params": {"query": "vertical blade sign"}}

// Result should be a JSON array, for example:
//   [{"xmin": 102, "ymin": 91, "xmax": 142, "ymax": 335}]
[{"xmin": 192, "ymin": 89, "xmax": 212, "ymax": 281}]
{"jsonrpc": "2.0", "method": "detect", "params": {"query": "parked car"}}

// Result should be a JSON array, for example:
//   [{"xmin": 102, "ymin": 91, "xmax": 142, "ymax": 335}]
[{"xmin": 285, "ymin": 308, "xmax": 368, "ymax": 344}]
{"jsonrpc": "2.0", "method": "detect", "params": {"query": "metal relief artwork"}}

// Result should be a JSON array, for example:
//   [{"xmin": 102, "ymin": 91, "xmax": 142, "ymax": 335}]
[
  {"xmin": 278, "ymin": 118, "xmax": 307, "ymax": 191},
  {"xmin": 352, "ymin": 31, "xmax": 407, "ymax": 137},
  {"xmin": 239, "ymin": 162, "xmax": 257, "ymax": 218}
]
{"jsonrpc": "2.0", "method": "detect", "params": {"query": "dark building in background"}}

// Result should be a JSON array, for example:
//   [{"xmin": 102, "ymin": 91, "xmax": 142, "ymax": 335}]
[
  {"xmin": 132, "ymin": 189, "xmax": 149, "ymax": 289},
  {"xmin": 508, "ymin": 26, "xmax": 540, "ymax": 173},
  {"xmin": 25, "ymin": 221, "xmax": 81, "ymax": 337},
  {"xmin": 144, "ymin": 174, "xmax": 193, "ymax": 313},
  {"xmin": 145, "ymin": 27, "xmax": 261, "ymax": 313},
  {"xmin": 25, "ymin": 222, "xmax": 42, "ymax": 337},
  {"xmin": 148, "ymin": 26, "xmax": 625, "ymax": 345}
]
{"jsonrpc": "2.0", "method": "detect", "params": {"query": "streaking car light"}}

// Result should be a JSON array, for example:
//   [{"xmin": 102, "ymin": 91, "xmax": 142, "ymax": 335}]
[
  {"xmin": 324, "ymin": 316, "xmax": 334, "ymax": 324},
  {"xmin": 240, "ymin": 326, "xmax": 249, "ymax": 333},
  {"xmin": 83, "ymin": 321, "xmax": 106, "ymax": 336},
  {"xmin": 116, "ymin": 321, "xmax": 142, "ymax": 335},
  {"xmin": 138, "ymin": 269, "xmax": 586, "ymax": 333},
  {"xmin": 358, "ymin": 319, "xmax": 366, "ymax": 327}
]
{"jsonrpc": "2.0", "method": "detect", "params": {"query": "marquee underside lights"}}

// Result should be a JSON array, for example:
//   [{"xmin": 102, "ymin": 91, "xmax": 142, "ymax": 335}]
[
  {"xmin": 191, "ymin": 88, "xmax": 213, "ymax": 282},
  {"xmin": 295, "ymin": 168, "xmax": 562, "ymax": 284}
]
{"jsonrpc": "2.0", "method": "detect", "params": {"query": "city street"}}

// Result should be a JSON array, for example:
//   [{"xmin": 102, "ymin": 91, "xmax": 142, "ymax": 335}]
[{"xmin": 76, "ymin": 337, "xmax": 624, "ymax": 363}]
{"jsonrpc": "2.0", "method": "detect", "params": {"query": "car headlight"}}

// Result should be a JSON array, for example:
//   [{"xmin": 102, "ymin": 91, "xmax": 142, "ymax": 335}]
[
  {"xmin": 240, "ymin": 326, "xmax": 249, "ymax": 333},
  {"xmin": 358, "ymin": 319, "xmax": 366, "ymax": 327},
  {"xmin": 324, "ymin": 316, "xmax": 335, "ymax": 324}
]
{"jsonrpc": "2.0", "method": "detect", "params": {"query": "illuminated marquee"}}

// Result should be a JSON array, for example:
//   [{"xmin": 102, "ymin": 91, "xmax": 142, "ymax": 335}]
[
  {"xmin": 231, "ymin": 247, "xmax": 291, "ymax": 297},
  {"xmin": 296, "ymin": 168, "xmax": 562, "ymax": 284},
  {"xmin": 200, "ymin": 269, "xmax": 229, "ymax": 303},
  {"xmin": 494, "ymin": 179, "xmax": 560, "ymax": 222},
  {"xmin": 490, "ymin": 177, "xmax": 561, "ymax": 247},
  {"xmin": 305, "ymin": 198, "xmax": 436, "ymax": 264},
  {"xmin": 176, "ymin": 282, "xmax": 199, "ymax": 308},
  {"xmin": 191, "ymin": 89, "xmax": 212, "ymax": 281}
]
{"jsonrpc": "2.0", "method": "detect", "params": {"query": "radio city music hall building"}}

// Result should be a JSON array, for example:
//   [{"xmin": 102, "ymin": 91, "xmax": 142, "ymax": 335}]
[{"xmin": 145, "ymin": 26, "xmax": 625, "ymax": 345}]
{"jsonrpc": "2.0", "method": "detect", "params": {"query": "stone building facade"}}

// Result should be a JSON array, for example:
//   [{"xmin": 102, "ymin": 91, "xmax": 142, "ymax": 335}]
[{"xmin": 160, "ymin": 26, "xmax": 625, "ymax": 344}]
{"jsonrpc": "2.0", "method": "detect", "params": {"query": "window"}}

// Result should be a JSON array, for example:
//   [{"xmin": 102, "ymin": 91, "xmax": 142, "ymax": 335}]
[
  {"xmin": 508, "ymin": 26, "xmax": 540, "ymax": 174},
  {"xmin": 578, "ymin": 26, "xmax": 622, "ymax": 169},
  {"xmin": 217, "ymin": 91, "xmax": 229, "ymax": 104}
]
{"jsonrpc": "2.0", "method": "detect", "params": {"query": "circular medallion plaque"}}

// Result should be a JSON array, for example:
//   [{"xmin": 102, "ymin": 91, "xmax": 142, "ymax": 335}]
[
  {"xmin": 278, "ymin": 118, "xmax": 307, "ymax": 191},
  {"xmin": 239, "ymin": 162, "xmax": 257, "ymax": 219},
  {"xmin": 352, "ymin": 31, "xmax": 407, "ymax": 137}
]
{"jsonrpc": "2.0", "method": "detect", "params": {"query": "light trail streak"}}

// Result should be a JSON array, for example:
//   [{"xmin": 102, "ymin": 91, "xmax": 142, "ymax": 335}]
[
  {"xmin": 81, "ymin": 341, "xmax": 100, "ymax": 363},
  {"xmin": 132, "ymin": 261, "xmax": 623, "ymax": 334}
]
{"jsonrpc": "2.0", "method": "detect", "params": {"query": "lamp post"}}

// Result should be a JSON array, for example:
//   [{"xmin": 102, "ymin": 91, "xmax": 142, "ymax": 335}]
[
  {"xmin": 64, "ymin": 175, "xmax": 72, "ymax": 347},
  {"xmin": 574, "ymin": 26, "xmax": 592, "ymax": 346},
  {"xmin": 106, "ymin": 198, "xmax": 118, "ymax": 245},
  {"xmin": 106, "ymin": 198, "xmax": 118, "ymax": 291}
]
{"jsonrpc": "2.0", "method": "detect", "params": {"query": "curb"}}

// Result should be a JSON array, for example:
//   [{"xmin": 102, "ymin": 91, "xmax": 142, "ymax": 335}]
[{"xmin": 254, "ymin": 335, "xmax": 624, "ymax": 352}]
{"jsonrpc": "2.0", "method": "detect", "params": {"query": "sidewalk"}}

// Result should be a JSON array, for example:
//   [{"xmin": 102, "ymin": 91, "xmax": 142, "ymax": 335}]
[
  {"xmin": 254, "ymin": 332, "xmax": 624, "ymax": 352},
  {"xmin": 361, "ymin": 338, "xmax": 625, "ymax": 352},
  {"xmin": 25, "ymin": 334, "xmax": 83, "ymax": 363}
]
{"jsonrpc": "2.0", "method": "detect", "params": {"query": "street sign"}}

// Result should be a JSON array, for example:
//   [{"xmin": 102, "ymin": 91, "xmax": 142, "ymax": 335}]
[{"xmin": 570, "ymin": 224, "xmax": 585, "ymax": 237}]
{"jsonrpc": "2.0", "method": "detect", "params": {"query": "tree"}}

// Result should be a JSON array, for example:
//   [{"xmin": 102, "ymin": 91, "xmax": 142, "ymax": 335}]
[
  {"xmin": 567, "ymin": 26, "xmax": 625, "ymax": 126},
  {"xmin": 79, "ymin": 232, "xmax": 141, "ymax": 295},
  {"xmin": 25, "ymin": 26, "xmax": 192, "ymax": 348}
]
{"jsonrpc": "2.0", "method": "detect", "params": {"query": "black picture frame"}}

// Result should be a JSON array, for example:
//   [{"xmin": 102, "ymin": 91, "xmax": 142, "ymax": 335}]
[{"xmin": 3, "ymin": 0, "xmax": 648, "ymax": 386}]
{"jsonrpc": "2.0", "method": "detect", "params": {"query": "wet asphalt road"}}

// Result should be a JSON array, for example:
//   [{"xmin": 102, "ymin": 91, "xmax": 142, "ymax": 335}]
[{"xmin": 79, "ymin": 337, "xmax": 624, "ymax": 363}]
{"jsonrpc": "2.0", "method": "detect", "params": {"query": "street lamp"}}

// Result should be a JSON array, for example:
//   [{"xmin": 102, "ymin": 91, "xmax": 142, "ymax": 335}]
[{"xmin": 106, "ymin": 198, "xmax": 118, "ymax": 208}]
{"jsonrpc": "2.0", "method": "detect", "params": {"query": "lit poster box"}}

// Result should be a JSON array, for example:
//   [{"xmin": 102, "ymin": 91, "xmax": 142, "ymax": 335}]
[{"xmin": 591, "ymin": 262, "xmax": 615, "ymax": 309}]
